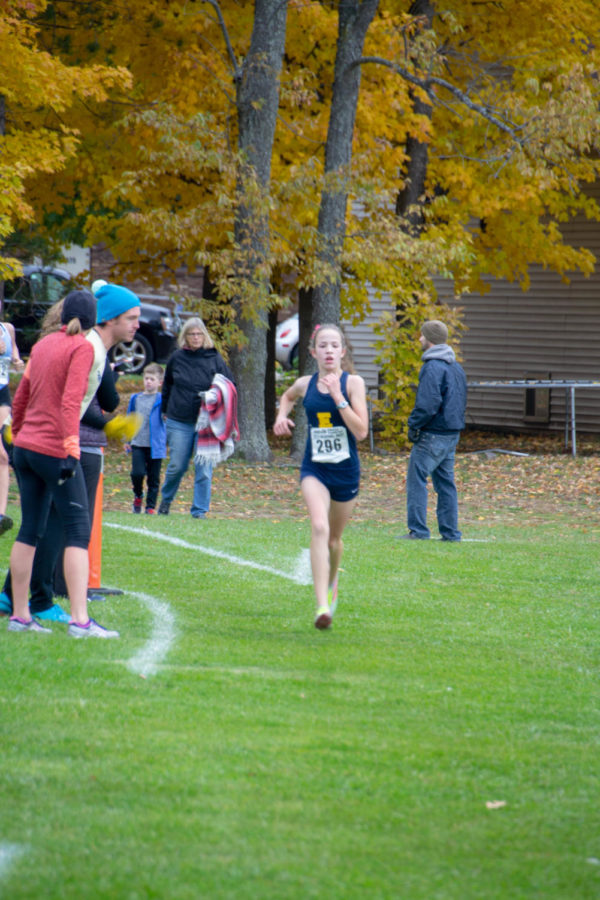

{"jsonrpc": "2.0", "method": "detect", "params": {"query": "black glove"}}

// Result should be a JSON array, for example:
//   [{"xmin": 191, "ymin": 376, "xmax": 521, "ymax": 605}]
[
  {"xmin": 408, "ymin": 427, "xmax": 420, "ymax": 443},
  {"xmin": 58, "ymin": 455, "xmax": 77, "ymax": 485}
]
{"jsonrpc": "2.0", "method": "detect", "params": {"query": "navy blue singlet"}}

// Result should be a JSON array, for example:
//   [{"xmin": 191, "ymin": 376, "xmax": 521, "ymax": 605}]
[{"xmin": 300, "ymin": 371, "xmax": 360, "ymax": 501}]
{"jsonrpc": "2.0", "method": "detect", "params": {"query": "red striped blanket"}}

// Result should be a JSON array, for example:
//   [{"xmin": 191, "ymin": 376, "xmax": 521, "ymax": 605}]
[{"xmin": 195, "ymin": 374, "xmax": 240, "ymax": 465}]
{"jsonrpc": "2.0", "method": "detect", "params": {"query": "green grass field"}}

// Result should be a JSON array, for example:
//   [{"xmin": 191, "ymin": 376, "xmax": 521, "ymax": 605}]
[{"xmin": 1, "ymin": 477, "xmax": 599, "ymax": 898}]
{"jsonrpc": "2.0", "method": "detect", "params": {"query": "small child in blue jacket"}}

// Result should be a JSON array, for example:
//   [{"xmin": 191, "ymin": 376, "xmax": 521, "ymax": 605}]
[{"xmin": 127, "ymin": 363, "xmax": 167, "ymax": 514}]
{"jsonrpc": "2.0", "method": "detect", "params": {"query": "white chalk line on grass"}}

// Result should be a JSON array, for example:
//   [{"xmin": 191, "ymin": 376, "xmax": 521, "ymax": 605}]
[
  {"xmin": 105, "ymin": 526, "xmax": 490, "ymax": 678},
  {"xmin": 0, "ymin": 843, "xmax": 25, "ymax": 882},
  {"xmin": 106, "ymin": 523, "xmax": 313, "ymax": 585},
  {"xmin": 123, "ymin": 589, "xmax": 176, "ymax": 679}
]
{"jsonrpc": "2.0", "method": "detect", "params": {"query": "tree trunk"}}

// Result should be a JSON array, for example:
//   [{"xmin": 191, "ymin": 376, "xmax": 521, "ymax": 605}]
[
  {"xmin": 264, "ymin": 306, "xmax": 278, "ymax": 431},
  {"xmin": 311, "ymin": 0, "xmax": 380, "ymax": 327},
  {"xmin": 289, "ymin": 286, "xmax": 313, "ymax": 458},
  {"xmin": 229, "ymin": 0, "xmax": 289, "ymax": 461},
  {"xmin": 395, "ymin": 0, "xmax": 435, "ymax": 233},
  {"xmin": 291, "ymin": 1, "xmax": 378, "ymax": 457}
]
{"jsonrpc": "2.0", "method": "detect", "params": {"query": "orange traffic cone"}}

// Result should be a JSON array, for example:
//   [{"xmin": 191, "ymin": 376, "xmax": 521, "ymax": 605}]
[
  {"xmin": 88, "ymin": 454, "xmax": 103, "ymax": 589},
  {"xmin": 87, "ymin": 450, "xmax": 123, "ymax": 598}
]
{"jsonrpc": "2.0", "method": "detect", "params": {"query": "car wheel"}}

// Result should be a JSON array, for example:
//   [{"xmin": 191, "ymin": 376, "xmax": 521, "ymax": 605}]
[{"xmin": 109, "ymin": 333, "xmax": 153, "ymax": 374}]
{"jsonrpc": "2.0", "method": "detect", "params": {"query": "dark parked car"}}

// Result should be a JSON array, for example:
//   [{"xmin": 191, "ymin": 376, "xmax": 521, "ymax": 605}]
[{"xmin": 2, "ymin": 265, "xmax": 180, "ymax": 373}]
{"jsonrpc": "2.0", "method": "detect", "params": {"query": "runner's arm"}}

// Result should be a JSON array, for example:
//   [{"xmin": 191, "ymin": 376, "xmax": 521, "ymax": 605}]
[
  {"xmin": 273, "ymin": 376, "xmax": 310, "ymax": 436},
  {"xmin": 5, "ymin": 323, "xmax": 24, "ymax": 370},
  {"xmin": 342, "ymin": 374, "xmax": 369, "ymax": 441}
]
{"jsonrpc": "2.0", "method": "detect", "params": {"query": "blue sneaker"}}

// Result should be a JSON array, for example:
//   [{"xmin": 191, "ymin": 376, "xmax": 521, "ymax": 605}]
[
  {"xmin": 0, "ymin": 591, "xmax": 12, "ymax": 616},
  {"xmin": 35, "ymin": 603, "xmax": 70, "ymax": 623}
]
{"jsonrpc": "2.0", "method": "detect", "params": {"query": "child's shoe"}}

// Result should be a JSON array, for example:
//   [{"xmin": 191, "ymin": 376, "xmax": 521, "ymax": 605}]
[
  {"xmin": 158, "ymin": 500, "xmax": 170, "ymax": 515},
  {"xmin": 132, "ymin": 497, "xmax": 142, "ymax": 514},
  {"xmin": 145, "ymin": 507, "xmax": 156, "ymax": 514}
]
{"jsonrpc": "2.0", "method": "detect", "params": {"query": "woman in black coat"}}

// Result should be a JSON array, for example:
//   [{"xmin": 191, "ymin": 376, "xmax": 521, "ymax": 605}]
[{"xmin": 158, "ymin": 317, "xmax": 233, "ymax": 518}]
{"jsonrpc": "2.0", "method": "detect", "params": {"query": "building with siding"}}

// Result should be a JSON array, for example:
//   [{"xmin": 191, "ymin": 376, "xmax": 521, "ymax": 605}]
[{"xmin": 343, "ymin": 182, "xmax": 600, "ymax": 434}]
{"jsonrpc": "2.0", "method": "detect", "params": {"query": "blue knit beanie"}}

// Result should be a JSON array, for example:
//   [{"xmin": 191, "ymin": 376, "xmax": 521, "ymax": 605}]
[{"xmin": 94, "ymin": 283, "xmax": 140, "ymax": 323}]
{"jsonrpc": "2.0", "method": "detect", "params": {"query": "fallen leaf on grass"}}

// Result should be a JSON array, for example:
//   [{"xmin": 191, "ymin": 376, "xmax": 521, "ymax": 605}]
[{"xmin": 485, "ymin": 800, "xmax": 507, "ymax": 810}]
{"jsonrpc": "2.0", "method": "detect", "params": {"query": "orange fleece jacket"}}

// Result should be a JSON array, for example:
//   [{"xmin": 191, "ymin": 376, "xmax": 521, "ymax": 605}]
[{"xmin": 12, "ymin": 328, "xmax": 94, "ymax": 459}]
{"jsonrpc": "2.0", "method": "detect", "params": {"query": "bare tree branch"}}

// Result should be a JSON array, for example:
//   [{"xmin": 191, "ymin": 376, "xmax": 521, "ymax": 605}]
[
  {"xmin": 199, "ymin": 0, "xmax": 241, "ymax": 79},
  {"xmin": 357, "ymin": 55, "xmax": 524, "ymax": 142}
]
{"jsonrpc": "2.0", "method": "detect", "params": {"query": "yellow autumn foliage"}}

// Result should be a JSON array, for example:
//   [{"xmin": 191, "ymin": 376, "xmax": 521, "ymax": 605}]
[{"xmin": 3, "ymin": 0, "xmax": 600, "ymax": 439}]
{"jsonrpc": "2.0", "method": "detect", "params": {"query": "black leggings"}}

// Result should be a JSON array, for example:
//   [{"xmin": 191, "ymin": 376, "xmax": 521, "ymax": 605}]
[
  {"xmin": 130, "ymin": 446, "xmax": 162, "ymax": 509},
  {"xmin": 53, "ymin": 450, "xmax": 102, "ymax": 598},
  {"xmin": 13, "ymin": 446, "xmax": 90, "ymax": 550}
]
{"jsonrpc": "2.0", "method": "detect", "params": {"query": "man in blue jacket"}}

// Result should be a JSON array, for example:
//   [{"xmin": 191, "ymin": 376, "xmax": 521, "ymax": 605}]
[{"xmin": 399, "ymin": 320, "xmax": 467, "ymax": 542}]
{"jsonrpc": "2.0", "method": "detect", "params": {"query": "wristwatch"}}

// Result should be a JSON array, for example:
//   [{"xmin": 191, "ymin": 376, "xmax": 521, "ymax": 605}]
[{"xmin": 336, "ymin": 399, "xmax": 349, "ymax": 410}]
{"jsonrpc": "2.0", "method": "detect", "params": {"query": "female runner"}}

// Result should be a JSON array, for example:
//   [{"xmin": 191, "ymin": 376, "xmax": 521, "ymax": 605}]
[
  {"xmin": 274, "ymin": 324, "xmax": 368, "ymax": 629},
  {"xmin": 7, "ymin": 290, "xmax": 118, "ymax": 637}
]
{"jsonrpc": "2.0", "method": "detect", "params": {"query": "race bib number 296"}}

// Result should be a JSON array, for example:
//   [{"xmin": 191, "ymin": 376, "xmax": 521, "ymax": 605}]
[{"xmin": 310, "ymin": 426, "xmax": 350, "ymax": 464}]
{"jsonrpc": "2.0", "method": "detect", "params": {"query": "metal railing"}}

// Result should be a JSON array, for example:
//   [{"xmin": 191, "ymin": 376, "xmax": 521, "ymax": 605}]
[{"xmin": 467, "ymin": 380, "xmax": 600, "ymax": 456}]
